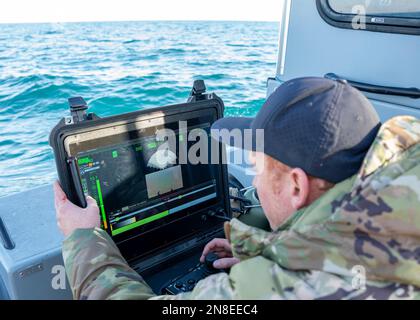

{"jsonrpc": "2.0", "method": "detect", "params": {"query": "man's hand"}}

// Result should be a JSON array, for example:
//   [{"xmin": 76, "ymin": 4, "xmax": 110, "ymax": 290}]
[
  {"xmin": 54, "ymin": 181, "xmax": 100, "ymax": 237},
  {"xmin": 200, "ymin": 238, "xmax": 240, "ymax": 269}
]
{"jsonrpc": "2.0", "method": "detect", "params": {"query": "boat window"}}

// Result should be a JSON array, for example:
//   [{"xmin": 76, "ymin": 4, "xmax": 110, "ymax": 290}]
[{"xmin": 317, "ymin": 0, "xmax": 420, "ymax": 35}]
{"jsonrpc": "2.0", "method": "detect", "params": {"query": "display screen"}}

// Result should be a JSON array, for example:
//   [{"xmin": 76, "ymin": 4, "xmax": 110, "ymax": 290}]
[{"xmin": 70, "ymin": 112, "xmax": 221, "ymax": 240}]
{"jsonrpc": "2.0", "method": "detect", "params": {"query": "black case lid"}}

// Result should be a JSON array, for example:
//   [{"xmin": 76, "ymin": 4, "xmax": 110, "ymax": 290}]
[{"xmin": 49, "ymin": 85, "xmax": 230, "ymax": 261}]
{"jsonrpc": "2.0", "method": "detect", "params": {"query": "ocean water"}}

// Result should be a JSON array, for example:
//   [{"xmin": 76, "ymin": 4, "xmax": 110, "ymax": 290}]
[{"xmin": 0, "ymin": 21, "xmax": 279, "ymax": 197}]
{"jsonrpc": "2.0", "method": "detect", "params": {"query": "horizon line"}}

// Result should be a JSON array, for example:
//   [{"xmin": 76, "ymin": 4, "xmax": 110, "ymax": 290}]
[{"xmin": 0, "ymin": 18, "xmax": 279, "ymax": 25}]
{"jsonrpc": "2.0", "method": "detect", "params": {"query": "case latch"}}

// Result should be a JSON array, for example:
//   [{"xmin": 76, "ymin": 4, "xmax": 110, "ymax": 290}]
[
  {"xmin": 68, "ymin": 96, "xmax": 90, "ymax": 124},
  {"xmin": 188, "ymin": 80, "xmax": 209, "ymax": 102}
]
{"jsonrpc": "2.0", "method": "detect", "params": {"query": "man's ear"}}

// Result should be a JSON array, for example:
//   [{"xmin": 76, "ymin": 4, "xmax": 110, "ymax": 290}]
[{"xmin": 289, "ymin": 168, "xmax": 310, "ymax": 210}]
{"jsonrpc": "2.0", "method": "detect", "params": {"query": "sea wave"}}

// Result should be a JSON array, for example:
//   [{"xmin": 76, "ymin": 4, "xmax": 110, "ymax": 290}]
[{"xmin": 0, "ymin": 21, "xmax": 278, "ymax": 197}]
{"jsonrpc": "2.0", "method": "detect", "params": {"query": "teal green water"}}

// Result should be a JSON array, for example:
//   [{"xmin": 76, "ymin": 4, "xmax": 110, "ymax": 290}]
[{"xmin": 0, "ymin": 21, "xmax": 278, "ymax": 197}]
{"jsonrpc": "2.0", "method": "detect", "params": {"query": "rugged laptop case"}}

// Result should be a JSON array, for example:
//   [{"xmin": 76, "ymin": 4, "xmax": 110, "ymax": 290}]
[
  {"xmin": 48, "ymin": 81, "xmax": 231, "ymax": 294},
  {"xmin": 49, "ymin": 80, "xmax": 227, "ymax": 208}
]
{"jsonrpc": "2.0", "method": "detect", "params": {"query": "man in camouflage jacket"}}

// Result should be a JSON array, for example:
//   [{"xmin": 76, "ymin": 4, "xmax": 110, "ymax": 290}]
[
  {"xmin": 57, "ymin": 116, "xmax": 420, "ymax": 299},
  {"xmin": 55, "ymin": 78, "xmax": 420, "ymax": 299}
]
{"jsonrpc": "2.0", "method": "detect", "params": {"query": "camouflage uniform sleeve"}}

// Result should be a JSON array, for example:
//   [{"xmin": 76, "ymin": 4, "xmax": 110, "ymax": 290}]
[
  {"xmin": 62, "ymin": 228, "xmax": 156, "ymax": 300},
  {"xmin": 62, "ymin": 227, "xmax": 239, "ymax": 300},
  {"xmin": 63, "ymin": 228, "xmax": 346, "ymax": 300},
  {"xmin": 152, "ymin": 256, "xmax": 357, "ymax": 300}
]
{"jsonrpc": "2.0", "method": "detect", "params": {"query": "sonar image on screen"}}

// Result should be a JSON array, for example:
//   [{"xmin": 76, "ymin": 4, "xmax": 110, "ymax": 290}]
[
  {"xmin": 147, "ymin": 149, "xmax": 177, "ymax": 170},
  {"xmin": 145, "ymin": 165, "xmax": 184, "ymax": 198},
  {"xmin": 75, "ymin": 119, "xmax": 218, "ymax": 238}
]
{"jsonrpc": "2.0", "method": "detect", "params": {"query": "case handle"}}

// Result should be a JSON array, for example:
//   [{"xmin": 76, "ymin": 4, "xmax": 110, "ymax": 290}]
[{"xmin": 0, "ymin": 216, "xmax": 15, "ymax": 250}]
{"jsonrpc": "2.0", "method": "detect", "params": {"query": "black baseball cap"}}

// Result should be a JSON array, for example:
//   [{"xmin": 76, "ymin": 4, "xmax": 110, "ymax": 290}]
[{"xmin": 212, "ymin": 77, "xmax": 381, "ymax": 183}]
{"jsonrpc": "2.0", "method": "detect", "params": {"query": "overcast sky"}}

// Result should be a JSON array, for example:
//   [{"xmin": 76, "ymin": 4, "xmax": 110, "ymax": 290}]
[{"xmin": 0, "ymin": 0, "xmax": 282, "ymax": 23}]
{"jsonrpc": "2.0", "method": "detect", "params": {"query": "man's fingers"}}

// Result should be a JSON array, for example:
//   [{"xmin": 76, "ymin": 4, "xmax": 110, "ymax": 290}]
[
  {"xmin": 212, "ymin": 251, "xmax": 231, "ymax": 259},
  {"xmin": 201, "ymin": 241, "xmax": 216, "ymax": 261},
  {"xmin": 85, "ymin": 196, "xmax": 98, "ymax": 208},
  {"xmin": 53, "ymin": 181, "xmax": 66, "ymax": 200},
  {"xmin": 213, "ymin": 257, "xmax": 240, "ymax": 269},
  {"xmin": 201, "ymin": 239, "xmax": 223, "ymax": 261},
  {"xmin": 207, "ymin": 238, "xmax": 232, "ymax": 253},
  {"xmin": 54, "ymin": 181, "xmax": 67, "ymax": 210},
  {"xmin": 200, "ymin": 238, "xmax": 232, "ymax": 262}
]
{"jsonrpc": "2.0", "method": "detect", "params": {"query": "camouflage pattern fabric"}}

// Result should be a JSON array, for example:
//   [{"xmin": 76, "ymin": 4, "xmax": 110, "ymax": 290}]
[{"xmin": 62, "ymin": 116, "xmax": 420, "ymax": 300}]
